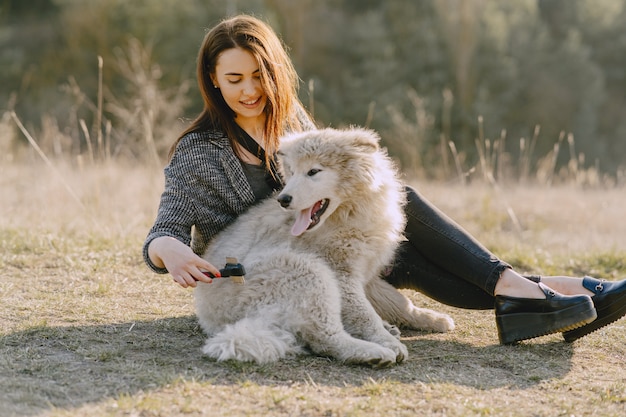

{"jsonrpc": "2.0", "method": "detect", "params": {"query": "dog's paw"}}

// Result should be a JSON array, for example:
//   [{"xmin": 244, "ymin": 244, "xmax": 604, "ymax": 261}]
[
  {"xmin": 403, "ymin": 307, "xmax": 455, "ymax": 333},
  {"xmin": 431, "ymin": 313, "xmax": 455, "ymax": 333},
  {"xmin": 344, "ymin": 344, "xmax": 398, "ymax": 369},
  {"xmin": 379, "ymin": 337, "xmax": 408, "ymax": 363},
  {"xmin": 364, "ymin": 355, "xmax": 396, "ymax": 369}
]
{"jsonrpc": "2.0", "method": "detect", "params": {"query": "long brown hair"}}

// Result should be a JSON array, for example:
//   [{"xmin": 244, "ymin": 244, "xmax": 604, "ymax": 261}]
[{"xmin": 169, "ymin": 15, "xmax": 307, "ymax": 164}]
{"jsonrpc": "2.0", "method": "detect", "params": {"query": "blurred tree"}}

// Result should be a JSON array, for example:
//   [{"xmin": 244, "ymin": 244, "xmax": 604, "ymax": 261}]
[
  {"xmin": 0, "ymin": 0, "xmax": 62, "ymax": 119},
  {"xmin": 476, "ymin": 0, "xmax": 605, "ymax": 165},
  {"xmin": 1, "ymin": 0, "xmax": 624, "ymax": 174},
  {"xmin": 0, "ymin": 0, "xmax": 58, "ymax": 19},
  {"xmin": 433, "ymin": 0, "xmax": 486, "ymax": 150},
  {"xmin": 574, "ymin": 0, "xmax": 626, "ymax": 169}
]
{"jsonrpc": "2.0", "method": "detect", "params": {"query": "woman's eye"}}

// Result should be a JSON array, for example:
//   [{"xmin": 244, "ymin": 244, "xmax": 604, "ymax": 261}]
[{"xmin": 307, "ymin": 168, "xmax": 321, "ymax": 177}]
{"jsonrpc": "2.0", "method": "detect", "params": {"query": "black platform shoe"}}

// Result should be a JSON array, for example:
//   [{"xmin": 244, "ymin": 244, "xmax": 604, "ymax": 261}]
[
  {"xmin": 563, "ymin": 276, "xmax": 626, "ymax": 342},
  {"xmin": 495, "ymin": 283, "xmax": 597, "ymax": 345}
]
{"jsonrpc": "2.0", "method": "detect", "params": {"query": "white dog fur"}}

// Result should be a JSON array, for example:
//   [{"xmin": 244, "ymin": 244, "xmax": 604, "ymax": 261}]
[{"xmin": 195, "ymin": 127, "xmax": 454, "ymax": 367}]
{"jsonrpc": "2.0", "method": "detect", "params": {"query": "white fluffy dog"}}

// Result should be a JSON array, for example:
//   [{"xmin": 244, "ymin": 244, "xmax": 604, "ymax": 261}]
[{"xmin": 195, "ymin": 127, "xmax": 454, "ymax": 367}]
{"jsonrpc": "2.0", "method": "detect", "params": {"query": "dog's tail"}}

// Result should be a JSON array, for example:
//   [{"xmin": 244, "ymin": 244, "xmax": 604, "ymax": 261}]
[{"xmin": 202, "ymin": 309, "xmax": 304, "ymax": 364}]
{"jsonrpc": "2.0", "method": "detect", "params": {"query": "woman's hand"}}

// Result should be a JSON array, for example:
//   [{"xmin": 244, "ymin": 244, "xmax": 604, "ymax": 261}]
[{"xmin": 148, "ymin": 236, "xmax": 221, "ymax": 288}]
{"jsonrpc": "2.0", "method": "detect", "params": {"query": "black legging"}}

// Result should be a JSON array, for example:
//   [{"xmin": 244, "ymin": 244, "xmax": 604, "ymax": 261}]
[{"xmin": 384, "ymin": 186, "xmax": 511, "ymax": 310}]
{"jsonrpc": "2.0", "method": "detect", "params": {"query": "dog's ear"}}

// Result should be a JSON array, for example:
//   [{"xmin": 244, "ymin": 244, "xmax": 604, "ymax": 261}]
[{"xmin": 347, "ymin": 128, "xmax": 380, "ymax": 154}]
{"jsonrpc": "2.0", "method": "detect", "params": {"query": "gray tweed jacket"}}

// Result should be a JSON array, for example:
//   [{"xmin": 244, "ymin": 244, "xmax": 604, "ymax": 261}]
[{"xmin": 143, "ymin": 129, "xmax": 262, "ymax": 273}]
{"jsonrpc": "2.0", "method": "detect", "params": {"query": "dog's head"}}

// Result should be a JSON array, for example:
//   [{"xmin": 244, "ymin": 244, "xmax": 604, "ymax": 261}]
[{"xmin": 276, "ymin": 127, "xmax": 385, "ymax": 236}]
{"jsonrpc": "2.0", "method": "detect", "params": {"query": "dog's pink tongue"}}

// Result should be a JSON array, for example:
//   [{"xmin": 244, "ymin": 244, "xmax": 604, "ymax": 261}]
[{"xmin": 291, "ymin": 207, "xmax": 313, "ymax": 236}]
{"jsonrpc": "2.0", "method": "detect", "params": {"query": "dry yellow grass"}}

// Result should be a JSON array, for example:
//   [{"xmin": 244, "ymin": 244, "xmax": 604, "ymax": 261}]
[
  {"xmin": 1, "ymin": 158, "xmax": 625, "ymax": 417},
  {"xmin": 412, "ymin": 180, "xmax": 626, "ymax": 271}
]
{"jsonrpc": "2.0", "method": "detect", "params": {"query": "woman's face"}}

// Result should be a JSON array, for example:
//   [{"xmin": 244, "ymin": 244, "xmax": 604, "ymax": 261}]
[{"xmin": 212, "ymin": 47, "xmax": 267, "ymax": 128}]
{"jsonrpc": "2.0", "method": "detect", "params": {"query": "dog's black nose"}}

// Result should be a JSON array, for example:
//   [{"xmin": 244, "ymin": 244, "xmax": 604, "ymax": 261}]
[{"xmin": 277, "ymin": 194, "xmax": 292, "ymax": 208}]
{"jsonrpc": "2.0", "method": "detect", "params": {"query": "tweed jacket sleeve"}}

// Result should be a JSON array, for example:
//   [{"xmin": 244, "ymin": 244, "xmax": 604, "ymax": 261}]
[{"xmin": 142, "ymin": 130, "xmax": 256, "ymax": 273}]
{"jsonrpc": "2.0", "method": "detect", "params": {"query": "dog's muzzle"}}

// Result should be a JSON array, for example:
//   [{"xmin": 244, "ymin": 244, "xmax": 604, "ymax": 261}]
[{"xmin": 277, "ymin": 193, "xmax": 292, "ymax": 208}]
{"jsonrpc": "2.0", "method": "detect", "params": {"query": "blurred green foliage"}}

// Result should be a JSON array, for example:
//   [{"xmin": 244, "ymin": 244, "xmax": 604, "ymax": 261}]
[{"xmin": 1, "ymin": 0, "xmax": 625, "ymax": 175}]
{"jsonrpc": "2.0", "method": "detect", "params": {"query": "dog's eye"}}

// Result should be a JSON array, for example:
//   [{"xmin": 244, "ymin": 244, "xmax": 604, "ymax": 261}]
[{"xmin": 307, "ymin": 168, "xmax": 321, "ymax": 177}]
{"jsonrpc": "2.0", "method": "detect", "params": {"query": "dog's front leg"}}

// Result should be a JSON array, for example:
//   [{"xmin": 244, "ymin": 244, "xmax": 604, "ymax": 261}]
[{"xmin": 336, "ymin": 277, "xmax": 408, "ymax": 363}]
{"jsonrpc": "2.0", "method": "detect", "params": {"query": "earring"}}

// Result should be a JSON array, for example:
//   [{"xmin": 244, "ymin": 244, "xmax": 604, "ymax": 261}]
[{"xmin": 213, "ymin": 85, "xmax": 219, "ymax": 89}]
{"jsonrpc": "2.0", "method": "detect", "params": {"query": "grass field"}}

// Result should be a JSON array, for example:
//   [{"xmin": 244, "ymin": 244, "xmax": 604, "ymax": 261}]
[{"xmin": 1, "ymin": 158, "xmax": 625, "ymax": 417}]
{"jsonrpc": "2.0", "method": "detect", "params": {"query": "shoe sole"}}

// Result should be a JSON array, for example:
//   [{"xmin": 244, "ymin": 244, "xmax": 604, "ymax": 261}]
[
  {"xmin": 563, "ymin": 292, "xmax": 626, "ymax": 342},
  {"xmin": 497, "ymin": 300, "xmax": 597, "ymax": 345}
]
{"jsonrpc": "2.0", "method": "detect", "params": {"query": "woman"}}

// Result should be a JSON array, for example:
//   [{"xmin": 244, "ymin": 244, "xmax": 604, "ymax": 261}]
[{"xmin": 144, "ymin": 15, "xmax": 626, "ymax": 345}]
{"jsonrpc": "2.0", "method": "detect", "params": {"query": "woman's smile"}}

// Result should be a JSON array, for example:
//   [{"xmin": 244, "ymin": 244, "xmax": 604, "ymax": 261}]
[{"xmin": 241, "ymin": 96, "xmax": 262, "ymax": 108}]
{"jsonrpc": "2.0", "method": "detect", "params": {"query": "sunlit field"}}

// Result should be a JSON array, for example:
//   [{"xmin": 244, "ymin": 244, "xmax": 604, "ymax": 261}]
[{"xmin": 1, "ymin": 141, "xmax": 625, "ymax": 417}]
